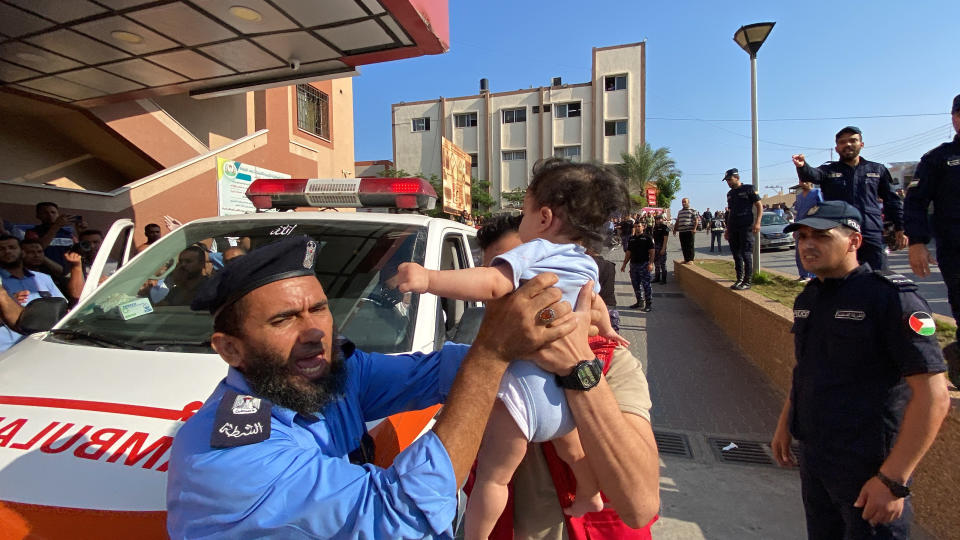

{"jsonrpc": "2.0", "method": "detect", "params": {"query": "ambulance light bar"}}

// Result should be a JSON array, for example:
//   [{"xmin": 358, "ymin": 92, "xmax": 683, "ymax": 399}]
[{"xmin": 246, "ymin": 177, "xmax": 438, "ymax": 210}]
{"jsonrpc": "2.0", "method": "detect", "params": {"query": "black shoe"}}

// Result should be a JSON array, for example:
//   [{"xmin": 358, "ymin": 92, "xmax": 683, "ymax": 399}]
[
  {"xmin": 661, "ymin": 278, "xmax": 667, "ymax": 284},
  {"xmin": 734, "ymin": 282, "xmax": 752, "ymax": 290},
  {"xmin": 730, "ymin": 281, "xmax": 742, "ymax": 289},
  {"xmin": 944, "ymin": 342, "xmax": 960, "ymax": 389},
  {"xmin": 641, "ymin": 302, "xmax": 652, "ymax": 313},
  {"xmin": 629, "ymin": 302, "xmax": 642, "ymax": 309}
]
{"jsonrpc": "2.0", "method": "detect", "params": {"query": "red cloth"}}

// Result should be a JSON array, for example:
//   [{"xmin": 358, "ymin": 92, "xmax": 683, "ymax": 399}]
[{"xmin": 464, "ymin": 337, "xmax": 658, "ymax": 539}]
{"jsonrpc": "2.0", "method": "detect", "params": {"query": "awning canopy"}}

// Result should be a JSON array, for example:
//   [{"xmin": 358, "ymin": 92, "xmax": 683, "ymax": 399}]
[{"xmin": 0, "ymin": 0, "xmax": 449, "ymax": 106}]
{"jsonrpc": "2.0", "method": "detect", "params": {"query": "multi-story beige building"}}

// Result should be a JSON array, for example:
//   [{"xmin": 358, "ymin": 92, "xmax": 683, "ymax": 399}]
[{"xmin": 392, "ymin": 42, "xmax": 646, "ymax": 207}]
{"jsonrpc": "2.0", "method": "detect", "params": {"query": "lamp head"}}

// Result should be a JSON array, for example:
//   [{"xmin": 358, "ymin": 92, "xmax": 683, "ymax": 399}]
[{"xmin": 734, "ymin": 22, "xmax": 775, "ymax": 57}]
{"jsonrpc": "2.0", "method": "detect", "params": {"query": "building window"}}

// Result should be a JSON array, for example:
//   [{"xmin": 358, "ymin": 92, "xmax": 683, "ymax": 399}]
[
  {"xmin": 554, "ymin": 145, "xmax": 581, "ymax": 161},
  {"xmin": 469, "ymin": 153, "xmax": 478, "ymax": 168},
  {"xmin": 454, "ymin": 112, "xmax": 478, "ymax": 128},
  {"xmin": 296, "ymin": 84, "xmax": 330, "ymax": 140},
  {"xmin": 502, "ymin": 150, "xmax": 526, "ymax": 161},
  {"xmin": 542, "ymin": 104, "xmax": 551, "ymax": 113},
  {"xmin": 605, "ymin": 74, "xmax": 627, "ymax": 91},
  {"xmin": 605, "ymin": 120, "xmax": 628, "ymax": 136},
  {"xmin": 412, "ymin": 117, "xmax": 431, "ymax": 132},
  {"xmin": 532, "ymin": 105, "xmax": 540, "ymax": 114},
  {"xmin": 554, "ymin": 102, "xmax": 581, "ymax": 118},
  {"xmin": 502, "ymin": 108, "xmax": 526, "ymax": 124}
]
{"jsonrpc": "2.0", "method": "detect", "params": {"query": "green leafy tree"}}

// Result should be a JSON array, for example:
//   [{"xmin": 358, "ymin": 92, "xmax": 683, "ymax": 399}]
[
  {"xmin": 501, "ymin": 188, "xmax": 526, "ymax": 209},
  {"xmin": 616, "ymin": 143, "xmax": 682, "ymax": 209},
  {"xmin": 656, "ymin": 172, "xmax": 682, "ymax": 209},
  {"xmin": 471, "ymin": 178, "xmax": 494, "ymax": 217}
]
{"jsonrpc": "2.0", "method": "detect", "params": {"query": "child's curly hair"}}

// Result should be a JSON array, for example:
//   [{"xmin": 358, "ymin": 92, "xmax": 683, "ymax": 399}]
[{"xmin": 526, "ymin": 158, "xmax": 630, "ymax": 251}]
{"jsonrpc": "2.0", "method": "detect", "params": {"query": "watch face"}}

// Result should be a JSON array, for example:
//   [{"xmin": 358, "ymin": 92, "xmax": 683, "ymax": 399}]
[{"xmin": 577, "ymin": 363, "xmax": 600, "ymax": 387}]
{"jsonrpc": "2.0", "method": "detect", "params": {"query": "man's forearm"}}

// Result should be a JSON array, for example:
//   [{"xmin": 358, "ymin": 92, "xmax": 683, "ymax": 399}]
[
  {"xmin": 0, "ymin": 290, "xmax": 23, "ymax": 328},
  {"xmin": 796, "ymin": 162, "xmax": 823, "ymax": 184},
  {"xmin": 67, "ymin": 268, "xmax": 85, "ymax": 300},
  {"xmin": 432, "ymin": 342, "xmax": 508, "ymax": 486},
  {"xmin": 879, "ymin": 374, "xmax": 950, "ymax": 483},
  {"xmin": 566, "ymin": 380, "xmax": 659, "ymax": 528}
]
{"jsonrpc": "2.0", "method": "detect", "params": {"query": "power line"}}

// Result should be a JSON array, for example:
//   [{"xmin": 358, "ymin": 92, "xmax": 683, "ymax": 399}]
[{"xmin": 648, "ymin": 112, "xmax": 947, "ymax": 122}]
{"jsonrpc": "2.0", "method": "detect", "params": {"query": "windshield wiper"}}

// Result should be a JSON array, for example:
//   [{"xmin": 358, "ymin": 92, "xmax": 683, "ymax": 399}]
[
  {"xmin": 49, "ymin": 329, "xmax": 142, "ymax": 350},
  {"xmin": 138, "ymin": 339, "xmax": 212, "ymax": 351}
]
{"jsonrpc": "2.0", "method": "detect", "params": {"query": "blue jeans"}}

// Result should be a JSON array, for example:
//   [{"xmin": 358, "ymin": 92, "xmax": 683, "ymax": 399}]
[{"xmin": 629, "ymin": 264, "xmax": 652, "ymax": 305}]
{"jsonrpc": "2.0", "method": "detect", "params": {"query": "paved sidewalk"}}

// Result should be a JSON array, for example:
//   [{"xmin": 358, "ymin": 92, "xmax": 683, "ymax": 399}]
[
  {"xmin": 604, "ymin": 239, "xmax": 805, "ymax": 539},
  {"xmin": 605, "ymin": 233, "xmax": 935, "ymax": 539}
]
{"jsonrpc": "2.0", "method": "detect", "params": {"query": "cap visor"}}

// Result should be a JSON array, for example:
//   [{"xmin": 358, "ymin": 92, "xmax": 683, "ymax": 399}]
[{"xmin": 783, "ymin": 217, "xmax": 843, "ymax": 233}]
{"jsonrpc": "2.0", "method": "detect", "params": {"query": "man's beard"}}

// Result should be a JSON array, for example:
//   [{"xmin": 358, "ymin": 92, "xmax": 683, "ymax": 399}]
[{"xmin": 242, "ymin": 335, "xmax": 348, "ymax": 416}]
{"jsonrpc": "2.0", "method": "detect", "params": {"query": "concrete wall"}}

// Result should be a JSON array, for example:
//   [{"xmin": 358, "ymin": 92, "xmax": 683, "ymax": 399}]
[
  {"xmin": 674, "ymin": 260, "xmax": 960, "ymax": 540},
  {"xmin": 152, "ymin": 92, "xmax": 248, "ymax": 148}
]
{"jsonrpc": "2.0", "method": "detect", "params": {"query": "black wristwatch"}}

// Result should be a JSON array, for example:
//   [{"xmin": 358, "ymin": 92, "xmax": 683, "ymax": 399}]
[
  {"xmin": 555, "ymin": 358, "xmax": 603, "ymax": 391},
  {"xmin": 876, "ymin": 472, "xmax": 910, "ymax": 498}
]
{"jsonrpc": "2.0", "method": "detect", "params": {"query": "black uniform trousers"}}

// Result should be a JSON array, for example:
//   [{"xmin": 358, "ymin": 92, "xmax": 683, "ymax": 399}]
[
  {"xmin": 678, "ymin": 231, "xmax": 695, "ymax": 262},
  {"xmin": 727, "ymin": 229, "xmax": 754, "ymax": 281},
  {"xmin": 800, "ymin": 445, "xmax": 911, "ymax": 539},
  {"xmin": 937, "ymin": 242, "xmax": 960, "ymax": 327},
  {"xmin": 856, "ymin": 241, "xmax": 886, "ymax": 272}
]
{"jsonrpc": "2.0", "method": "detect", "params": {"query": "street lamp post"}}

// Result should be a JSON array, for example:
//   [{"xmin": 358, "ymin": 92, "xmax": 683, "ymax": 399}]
[{"xmin": 733, "ymin": 21, "xmax": 774, "ymax": 277}]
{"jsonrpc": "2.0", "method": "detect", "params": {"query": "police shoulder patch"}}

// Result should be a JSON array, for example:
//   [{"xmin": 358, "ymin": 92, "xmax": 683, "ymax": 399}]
[
  {"xmin": 874, "ymin": 270, "xmax": 917, "ymax": 292},
  {"xmin": 210, "ymin": 390, "xmax": 272, "ymax": 448}
]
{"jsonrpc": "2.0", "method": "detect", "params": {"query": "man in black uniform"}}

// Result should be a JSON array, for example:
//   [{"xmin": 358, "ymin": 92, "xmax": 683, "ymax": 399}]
[
  {"xmin": 618, "ymin": 216, "xmax": 634, "ymax": 250},
  {"xmin": 650, "ymin": 215, "xmax": 671, "ymax": 284},
  {"xmin": 904, "ymin": 93, "xmax": 960, "ymax": 389},
  {"xmin": 722, "ymin": 168, "xmax": 762, "ymax": 290},
  {"xmin": 792, "ymin": 126, "xmax": 905, "ymax": 270},
  {"xmin": 620, "ymin": 224, "xmax": 655, "ymax": 312},
  {"xmin": 771, "ymin": 201, "xmax": 949, "ymax": 540}
]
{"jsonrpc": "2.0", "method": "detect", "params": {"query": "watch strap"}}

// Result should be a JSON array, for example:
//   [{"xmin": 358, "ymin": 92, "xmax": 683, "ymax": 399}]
[
  {"xmin": 875, "ymin": 472, "xmax": 910, "ymax": 498},
  {"xmin": 555, "ymin": 358, "xmax": 602, "ymax": 391}
]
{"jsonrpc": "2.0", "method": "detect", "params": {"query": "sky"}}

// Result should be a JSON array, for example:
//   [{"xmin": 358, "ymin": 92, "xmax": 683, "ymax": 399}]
[{"xmin": 352, "ymin": 0, "xmax": 960, "ymax": 216}]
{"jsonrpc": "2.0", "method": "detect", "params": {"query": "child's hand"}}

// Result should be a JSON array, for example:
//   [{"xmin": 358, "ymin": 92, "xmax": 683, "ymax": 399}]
[
  {"xmin": 588, "ymin": 292, "xmax": 630, "ymax": 347},
  {"xmin": 601, "ymin": 328, "xmax": 631, "ymax": 348},
  {"xmin": 393, "ymin": 262, "xmax": 430, "ymax": 294}
]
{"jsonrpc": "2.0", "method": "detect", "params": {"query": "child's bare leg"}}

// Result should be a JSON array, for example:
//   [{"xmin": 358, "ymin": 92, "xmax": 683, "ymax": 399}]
[
  {"xmin": 464, "ymin": 400, "xmax": 529, "ymax": 540},
  {"xmin": 552, "ymin": 428, "xmax": 604, "ymax": 517}
]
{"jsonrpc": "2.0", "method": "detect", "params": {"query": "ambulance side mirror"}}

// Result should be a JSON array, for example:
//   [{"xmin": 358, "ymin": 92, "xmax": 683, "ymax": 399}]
[{"xmin": 17, "ymin": 297, "xmax": 68, "ymax": 334}]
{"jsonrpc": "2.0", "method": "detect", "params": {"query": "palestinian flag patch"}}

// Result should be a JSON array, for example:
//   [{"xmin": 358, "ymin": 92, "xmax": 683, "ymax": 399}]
[{"xmin": 908, "ymin": 312, "xmax": 936, "ymax": 336}]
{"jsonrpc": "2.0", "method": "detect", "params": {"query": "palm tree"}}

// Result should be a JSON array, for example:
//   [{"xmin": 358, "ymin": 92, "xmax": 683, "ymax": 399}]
[{"xmin": 616, "ymin": 143, "xmax": 682, "ymax": 208}]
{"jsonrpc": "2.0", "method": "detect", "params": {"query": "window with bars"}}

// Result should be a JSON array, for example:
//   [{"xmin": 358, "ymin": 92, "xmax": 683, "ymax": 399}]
[
  {"xmin": 555, "ymin": 102, "xmax": 581, "ymax": 118},
  {"xmin": 605, "ymin": 120, "xmax": 628, "ymax": 136},
  {"xmin": 454, "ymin": 112, "xmax": 478, "ymax": 127},
  {"xmin": 469, "ymin": 153, "xmax": 478, "ymax": 168},
  {"xmin": 296, "ymin": 84, "xmax": 330, "ymax": 140},
  {"xmin": 502, "ymin": 150, "xmax": 527, "ymax": 161}
]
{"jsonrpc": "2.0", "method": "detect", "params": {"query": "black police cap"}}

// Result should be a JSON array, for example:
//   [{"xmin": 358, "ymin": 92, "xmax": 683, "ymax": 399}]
[
  {"xmin": 835, "ymin": 126, "xmax": 862, "ymax": 140},
  {"xmin": 953, "ymin": 94, "xmax": 960, "ymax": 114},
  {"xmin": 191, "ymin": 235, "xmax": 319, "ymax": 314},
  {"xmin": 784, "ymin": 200, "xmax": 863, "ymax": 234},
  {"xmin": 723, "ymin": 168, "xmax": 739, "ymax": 181}
]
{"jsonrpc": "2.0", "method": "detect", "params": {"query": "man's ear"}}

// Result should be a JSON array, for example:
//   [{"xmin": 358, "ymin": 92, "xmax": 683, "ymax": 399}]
[
  {"xmin": 849, "ymin": 232, "xmax": 863, "ymax": 252},
  {"xmin": 211, "ymin": 331, "xmax": 245, "ymax": 370}
]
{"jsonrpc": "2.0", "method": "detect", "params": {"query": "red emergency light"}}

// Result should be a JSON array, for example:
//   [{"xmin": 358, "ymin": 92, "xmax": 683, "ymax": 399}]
[{"xmin": 245, "ymin": 177, "xmax": 438, "ymax": 211}]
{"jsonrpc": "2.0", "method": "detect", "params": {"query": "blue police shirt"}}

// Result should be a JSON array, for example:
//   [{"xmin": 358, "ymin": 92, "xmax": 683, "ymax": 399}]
[
  {"xmin": 904, "ymin": 133, "xmax": 960, "ymax": 247},
  {"xmin": 789, "ymin": 265, "xmax": 945, "ymax": 477},
  {"xmin": 167, "ymin": 341, "xmax": 469, "ymax": 539},
  {"xmin": 0, "ymin": 268, "xmax": 64, "ymax": 352},
  {"xmin": 796, "ymin": 158, "xmax": 903, "ymax": 246}
]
